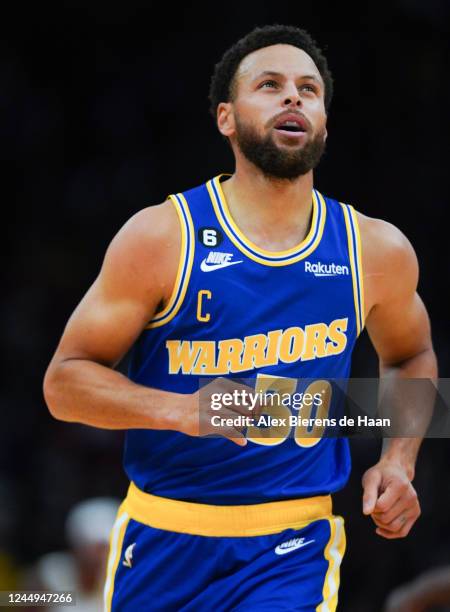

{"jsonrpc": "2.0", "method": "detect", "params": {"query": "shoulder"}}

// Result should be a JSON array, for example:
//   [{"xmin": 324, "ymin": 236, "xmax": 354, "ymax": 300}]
[
  {"xmin": 355, "ymin": 211, "xmax": 418, "ymax": 272},
  {"xmin": 99, "ymin": 199, "xmax": 182, "ymax": 305},
  {"xmin": 104, "ymin": 199, "xmax": 180, "ymax": 267},
  {"xmin": 353, "ymin": 210, "xmax": 419, "ymax": 311},
  {"xmin": 113, "ymin": 198, "xmax": 179, "ymax": 249}
]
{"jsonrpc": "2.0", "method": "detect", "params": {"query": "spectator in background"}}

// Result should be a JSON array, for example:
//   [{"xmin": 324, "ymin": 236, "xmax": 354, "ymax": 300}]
[
  {"xmin": 384, "ymin": 566, "xmax": 450, "ymax": 612},
  {"xmin": 30, "ymin": 497, "xmax": 119, "ymax": 612}
]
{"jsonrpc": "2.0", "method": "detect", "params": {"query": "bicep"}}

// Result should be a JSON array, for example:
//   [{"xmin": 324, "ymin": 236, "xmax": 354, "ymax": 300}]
[
  {"xmin": 363, "ymin": 220, "xmax": 432, "ymax": 367},
  {"xmin": 54, "ymin": 276, "xmax": 159, "ymax": 369},
  {"xmin": 365, "ymin": 291, "xmax": 432, "ymax": 367}
]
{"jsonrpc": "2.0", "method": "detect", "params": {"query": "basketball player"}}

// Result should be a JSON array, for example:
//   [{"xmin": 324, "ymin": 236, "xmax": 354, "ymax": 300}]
[{"xmin": 43, "ymin": 25, "xmax": 437, "ymax": 611}]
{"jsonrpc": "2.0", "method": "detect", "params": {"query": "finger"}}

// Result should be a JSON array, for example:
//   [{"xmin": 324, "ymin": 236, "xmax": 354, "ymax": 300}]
[
  {"xmin": 374, "ymin": 479, "xmax": 409, "ymax": 514},
  {"xmin": 362, "ymin": 469, "xmax": 382, "ymax": 515},
  {"xmin": 228, "ymin": 380, "xmax": 272, "ymax": 419},
  {"xmin": 206, "ymin": 379, "xmax": 263, "ymax": 417},
  {"xmin": 372, "ymin": 496, "xmax": 410, "ymax": 525},
  {"xmin": 373, "ymin": 502, "xmax": 420, "ymax": 533},
  {"xmin": 205, "ymin": 403, "xmax": 249, "ymax": 434},
  {"xmin": 383, "ymin": 513, "xmax": 413, "ymax": 534},
  {"xmin": 220, "ymin": 426, "xmax": 248, "ymax": 446},
  {"xmin": 375, "ymin": 516, "xmax": 416, "ymax": 539},
  {"xmin": 372, "ymin": 488, "xmax": 418, "ymax": 525},
  {"xmin": 227, "ymin": 380, "xmax": 267, "ymax": 418},
  {"xmin": 233, "ymin": 383, "xmax": 267, "ymax": 417},
  {"xmin": 208, "ymin": 406, "xmax": 250, "ymax": 432},
  {"xmin": 199, "ymin": 405, "xmax": 250, "ymax": 443},
  {"xmin": 372, "ymin": 512, "xmax": 409, "ymax": 533}
]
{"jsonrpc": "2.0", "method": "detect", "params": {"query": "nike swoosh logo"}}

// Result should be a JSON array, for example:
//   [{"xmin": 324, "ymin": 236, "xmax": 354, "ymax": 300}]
[
  {"xmin": 200, "ymin": 259, "xmax": 243, "ymax": 272},
  {"xmin": 274, "ymin": 539, "xmax": 315, "ymax": 555}
]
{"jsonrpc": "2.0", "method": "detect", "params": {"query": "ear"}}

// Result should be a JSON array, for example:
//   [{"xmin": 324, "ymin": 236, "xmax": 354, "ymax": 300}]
[{"xmin": 217, "ymin": 102, "xmax": 235, "ymax": 138}]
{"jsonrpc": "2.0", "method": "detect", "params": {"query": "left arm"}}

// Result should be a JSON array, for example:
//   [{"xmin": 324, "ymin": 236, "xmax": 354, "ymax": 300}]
[{"xmin": 358, "ymin": 214, "xmax": 438, "ymax": 538}]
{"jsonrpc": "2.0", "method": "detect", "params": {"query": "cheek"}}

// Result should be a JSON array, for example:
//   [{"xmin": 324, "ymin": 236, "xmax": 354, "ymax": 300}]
[
  {"xmin": 309, "ymin": 107, "xmax": 327, "ymax": 134},
  {"xmin": 312, "ymin": 101, "xmax": 327, "ymax": 122},
  {"xmin": 235, "ymin": 97, "xmax": 274, "ymax": 127}
]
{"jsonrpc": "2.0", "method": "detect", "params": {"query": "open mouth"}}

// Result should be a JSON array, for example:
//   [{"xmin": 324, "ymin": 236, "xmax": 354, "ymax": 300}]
[
  {"xmin": 273, "ymin": 114, "xmax": 308, "ymax": 134},
  {"xmin": 275, "ymin": 124, "xmax": 305, "ymax": 133}
]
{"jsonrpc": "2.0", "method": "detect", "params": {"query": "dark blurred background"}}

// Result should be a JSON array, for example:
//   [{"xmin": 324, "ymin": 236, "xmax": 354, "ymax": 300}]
[{"xmin": 1, "ymin": 1, "xmax": 449, "ymax": 610}]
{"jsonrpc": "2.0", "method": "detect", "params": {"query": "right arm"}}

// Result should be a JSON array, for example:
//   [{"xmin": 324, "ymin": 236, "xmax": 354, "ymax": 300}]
[
  {"xmin": 43, "ymin": 200, "xmax": 248, "ymax": 444},
  {"xmin": 43, "ymin": 200, "xmax": 184, "ymax": 431}
]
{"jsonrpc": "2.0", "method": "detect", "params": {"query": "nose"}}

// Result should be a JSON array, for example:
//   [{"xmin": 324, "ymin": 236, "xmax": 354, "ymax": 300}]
[{"xmin": 283, "ymin": 82, "xmax": 301, "ymax": 107}]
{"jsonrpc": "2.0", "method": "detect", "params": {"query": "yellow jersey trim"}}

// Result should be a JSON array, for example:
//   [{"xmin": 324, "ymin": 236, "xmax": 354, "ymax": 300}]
[
  {"xmin": 316, "ymin": 516, "xmax": 346, "ymax": 611},
  {"xmin": 145, "ymin": 193, "xmax": 195, "ymax": 329},
  {"xmin": 349, "ymin": 205, "xmax": 365, "ymax": 329},
  {"xmin": 124, "ymin": 481, "xmax": 333, "ymax": 537},
  {"xmin": 215, "ymin": 173, "xmax": 318, "ymax": 256},
  {"xmin": 103, "ymin": 504, "xmax": 129, "ymax": 612},
  {"xmin": 207, "ymin": 175, "xmax": 327, "ymax": 267},
  {"xmin": 341, "ymin": 204, "xmax": 362, "ymax": 336}
]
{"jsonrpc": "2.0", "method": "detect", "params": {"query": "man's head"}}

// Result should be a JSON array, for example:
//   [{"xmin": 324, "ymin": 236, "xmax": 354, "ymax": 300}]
[{"xmin": 208, "ymin": 25, "xmax": 333, "ymax": 181}]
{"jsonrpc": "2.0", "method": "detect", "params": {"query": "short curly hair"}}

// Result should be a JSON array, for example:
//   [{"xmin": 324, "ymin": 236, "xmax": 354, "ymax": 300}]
[{"xmin": 208, "ymin": 24, "xmax": 333, "ymax": 119}]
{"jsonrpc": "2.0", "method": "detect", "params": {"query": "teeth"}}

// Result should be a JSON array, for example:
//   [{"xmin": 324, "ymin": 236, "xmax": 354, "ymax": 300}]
[{"xmin": 283, "ymin": 121, "xmax": 299, "ymax": 126}]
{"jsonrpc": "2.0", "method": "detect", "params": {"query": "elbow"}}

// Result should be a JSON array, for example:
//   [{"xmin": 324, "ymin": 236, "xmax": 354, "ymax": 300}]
[{"xmin": 43, "ymin": 364, "xmax": 70, "ymax": 421}]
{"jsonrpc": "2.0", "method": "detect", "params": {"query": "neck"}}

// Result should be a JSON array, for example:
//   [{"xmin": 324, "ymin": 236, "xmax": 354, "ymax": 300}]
[{"xmin": 219, "ymin": 158, "xmax": 314, "ymax": 251}]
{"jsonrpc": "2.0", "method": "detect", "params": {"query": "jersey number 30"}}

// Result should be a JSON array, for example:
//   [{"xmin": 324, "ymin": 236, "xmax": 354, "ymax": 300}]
[{"xmin": 246, "ymin": 375, "xmax": 332, "ymax": 448}]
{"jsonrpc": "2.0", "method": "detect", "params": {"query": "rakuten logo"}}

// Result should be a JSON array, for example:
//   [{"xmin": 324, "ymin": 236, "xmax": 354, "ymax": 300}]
[{"xmin": 304, "ymin": 261, "xmax": 349, "ymax": 277}]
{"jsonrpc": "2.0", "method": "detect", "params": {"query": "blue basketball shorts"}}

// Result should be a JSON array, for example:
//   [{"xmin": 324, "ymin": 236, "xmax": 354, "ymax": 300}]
[{"xmin": 104, "ymin": 483, "xmax": 346, "ymax": 611}]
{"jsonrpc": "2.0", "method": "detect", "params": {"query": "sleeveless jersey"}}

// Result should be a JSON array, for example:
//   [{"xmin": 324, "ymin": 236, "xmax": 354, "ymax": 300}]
[{"xmin": 124, "ymin": 173, "xmax": 365, "ymax": 504}]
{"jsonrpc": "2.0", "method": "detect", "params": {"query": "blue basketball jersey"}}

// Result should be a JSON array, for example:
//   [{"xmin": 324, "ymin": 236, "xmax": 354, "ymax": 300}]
[{"xmin": 123, "ymin": 173, "xmax": 365, "ymax": 504}]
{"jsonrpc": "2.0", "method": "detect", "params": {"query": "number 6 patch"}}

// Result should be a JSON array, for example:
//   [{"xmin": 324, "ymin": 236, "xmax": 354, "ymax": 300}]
[{"xmin": 198, "ymin": 227, "xmax": 223, "ymax": 248}]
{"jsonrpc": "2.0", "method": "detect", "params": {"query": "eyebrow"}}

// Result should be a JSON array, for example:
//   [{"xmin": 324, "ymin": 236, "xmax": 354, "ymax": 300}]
[{"xmin": 253, "ymin": 70, "xmax": 321, "ymax": 83}]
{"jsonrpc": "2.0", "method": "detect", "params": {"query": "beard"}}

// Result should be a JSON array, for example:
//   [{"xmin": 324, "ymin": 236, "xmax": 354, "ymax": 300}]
[{"xmin": 234, "ymin": 115, "xmax": 326, "ymax": 181}]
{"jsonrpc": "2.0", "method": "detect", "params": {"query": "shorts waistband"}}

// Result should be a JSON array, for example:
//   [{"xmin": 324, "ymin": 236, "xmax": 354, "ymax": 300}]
[{"xmin": 123, "ymin": 482, "xmax": 333, "ymax": 537}]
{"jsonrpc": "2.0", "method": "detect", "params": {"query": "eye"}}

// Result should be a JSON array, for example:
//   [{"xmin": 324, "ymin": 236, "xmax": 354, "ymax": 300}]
[
  {"xmin": 260, "ymin": 80, "xmax": 278, "ymax": 88},
  {"xmin": 300, "ymin": 84, "xmax": 318, "ymax": 93}
]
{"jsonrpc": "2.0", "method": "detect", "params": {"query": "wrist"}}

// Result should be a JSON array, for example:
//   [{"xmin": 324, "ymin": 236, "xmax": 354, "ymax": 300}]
[
  {"xmin": 146, "ymin": 388, "xmax": 191, "ymax": 432},
  {"xmin": 380, "ymin": 439, "xmax": 416, "ymax": 480}
]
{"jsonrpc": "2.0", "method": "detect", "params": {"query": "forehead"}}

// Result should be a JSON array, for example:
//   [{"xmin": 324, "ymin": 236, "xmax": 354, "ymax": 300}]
[{"xmin": 235, "ymin": 44, "xmax": 323, "ymax": 85}]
